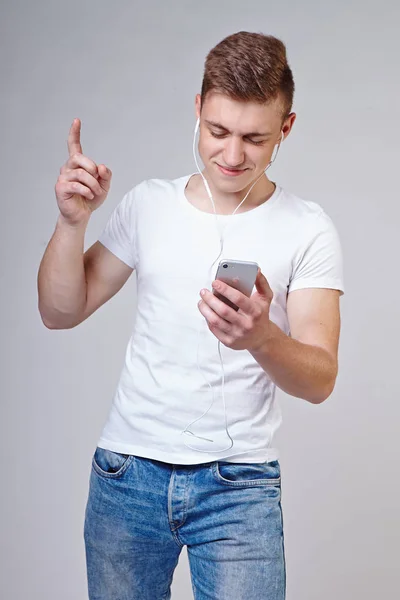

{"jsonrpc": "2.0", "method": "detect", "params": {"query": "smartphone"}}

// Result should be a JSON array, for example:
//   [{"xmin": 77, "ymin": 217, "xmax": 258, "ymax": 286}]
[{"xmin": 212, "ymin": 259, "xmax": 259, "ymax": 311}]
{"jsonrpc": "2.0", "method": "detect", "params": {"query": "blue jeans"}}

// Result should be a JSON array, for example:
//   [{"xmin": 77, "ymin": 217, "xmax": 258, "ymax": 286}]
[{"xmin": 84, "ymin": 447, "xmax": 286, "ymax": 599}]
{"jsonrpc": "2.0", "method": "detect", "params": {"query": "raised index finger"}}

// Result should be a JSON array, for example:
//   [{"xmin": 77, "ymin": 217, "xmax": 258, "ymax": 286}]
[{"xmin": 67, "ymin": 118, "xmax": 83, "ymax": 156}]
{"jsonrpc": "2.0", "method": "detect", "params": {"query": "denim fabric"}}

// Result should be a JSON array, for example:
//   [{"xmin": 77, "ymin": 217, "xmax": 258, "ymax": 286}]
[{"xmin": 84, "ymin": 447, "xmax": 286, "ymax": 599}]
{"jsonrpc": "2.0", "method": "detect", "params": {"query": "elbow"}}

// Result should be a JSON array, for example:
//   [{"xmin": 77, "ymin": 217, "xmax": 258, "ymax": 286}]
[
  {"xmin": 308, "ymin": 375, "xmax": 337, "ymax": 405},
  {"xmin": 308, "ymin": 390, "xmax": 332, "ymax": 405},
  {"xmin": 41, "ymin": 318, "xmax": 75, "ymax": 330},
  {"xmin": 307, "ymin": 359, "xmax": 338, "ymax": 404},
  {"xmin": 41, "ymin": 318, "xmax": 56, "ymax": 329},
  {"xmin": 39, "ymin": 308, "xmax": 78, "ymax": 330}
]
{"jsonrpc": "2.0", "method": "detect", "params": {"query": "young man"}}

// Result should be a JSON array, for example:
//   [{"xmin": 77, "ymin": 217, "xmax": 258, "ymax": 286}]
[{"xmin": 38, "ymin": 31, "xmax": 344, "ymax": 600}]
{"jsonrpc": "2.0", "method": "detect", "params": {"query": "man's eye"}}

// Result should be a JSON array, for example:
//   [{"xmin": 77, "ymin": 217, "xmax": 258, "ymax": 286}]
[
  {"xmin": 247, "ymin": 139, "xmax": 265, "ymax": 146},
  {"xmin": 210, "ymin": 131, "xmax": 227, "ymax": 139},
  {"xmin": 210, "ymin": 131, "xmax": 265, "ymax": 145}
]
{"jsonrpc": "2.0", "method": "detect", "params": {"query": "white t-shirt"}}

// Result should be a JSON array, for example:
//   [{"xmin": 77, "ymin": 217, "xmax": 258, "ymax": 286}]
[{"xmin": 96, "ymin": 173, "xmax": 344, "ymax": 464}]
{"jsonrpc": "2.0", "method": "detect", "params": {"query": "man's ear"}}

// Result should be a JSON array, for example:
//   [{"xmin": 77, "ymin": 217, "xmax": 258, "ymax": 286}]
[
  {"xmin": 282, "ymin": 112, "xmax": 296, "ymax": 140},
  {"xmin": 195, "ymin": 93, "xmax": 201, "ymax": 119}
]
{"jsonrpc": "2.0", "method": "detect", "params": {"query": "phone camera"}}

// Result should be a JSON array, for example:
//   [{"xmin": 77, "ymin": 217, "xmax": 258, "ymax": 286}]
[{"xmin": 222, "ymin": 263, "xmax": 228, "ymax": 269}]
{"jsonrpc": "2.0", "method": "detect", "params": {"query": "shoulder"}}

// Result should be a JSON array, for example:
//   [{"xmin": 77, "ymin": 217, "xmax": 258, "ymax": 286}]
[
  {"xmin": 128, "ymin": 174, "xmax": 191, "ymax": 200},
  {"xmin": 278, "ymin": 187, "xmax": 323, "ymax": 219},
  {"xmin": 112, "ymin": 174, "xmax": 189, "ymax": 216},
  {"xmin": 277, "ymin": 187, "xmax": 337, "ymax": 234}
]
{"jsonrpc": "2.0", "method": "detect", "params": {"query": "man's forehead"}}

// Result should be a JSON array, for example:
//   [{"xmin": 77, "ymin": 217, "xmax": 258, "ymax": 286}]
[{"xmin": 201, "ymin": 93, "xmax": 283, "ymax": 133}]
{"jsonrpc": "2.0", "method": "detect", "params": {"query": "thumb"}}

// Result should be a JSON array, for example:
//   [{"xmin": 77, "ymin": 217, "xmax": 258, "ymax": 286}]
[
  {"xmin": 255, "ymin": 268, "xmax": 272, "ymax": 298},
  {"xmin": 97, "ymin": 164, "xmax": 112, "ymax": 192}
]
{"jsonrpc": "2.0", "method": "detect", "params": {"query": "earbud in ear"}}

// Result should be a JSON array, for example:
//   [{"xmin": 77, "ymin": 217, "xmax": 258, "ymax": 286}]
[
  {"xmin": 280, "ymin": 131, "xmax": 284, "ymax": 144},
  {"xmin": 195, "ymin": 117, "xmax": 200, "ymax": 134}
]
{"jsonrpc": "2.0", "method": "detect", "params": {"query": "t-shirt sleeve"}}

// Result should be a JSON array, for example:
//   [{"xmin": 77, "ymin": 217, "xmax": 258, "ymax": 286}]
[
  {"xmin": 97, "ymin": 185, "xmax": 139, "ymax": 269},
  {"xmin": 288, "ymin": 210, "xmax": 345, "ymax": 295}
]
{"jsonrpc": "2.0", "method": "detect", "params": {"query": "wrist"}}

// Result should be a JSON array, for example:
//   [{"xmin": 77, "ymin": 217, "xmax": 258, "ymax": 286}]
[
  {"xmin": 56, "ymin": 212, "xmax": 90, "ymax": 232},
  {"xmin": 249, "ymin": 320, "xmax": 276, "ymax": 356}
]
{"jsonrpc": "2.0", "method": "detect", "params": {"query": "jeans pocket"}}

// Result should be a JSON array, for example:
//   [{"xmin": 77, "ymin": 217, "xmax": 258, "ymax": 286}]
[
  {"xmin": 212, "ymin": 460, "xmax": 281, "ymax": 488},
  {"xmin": 92, "ymin": 446, "xmax": 134, "ymax": 479}
]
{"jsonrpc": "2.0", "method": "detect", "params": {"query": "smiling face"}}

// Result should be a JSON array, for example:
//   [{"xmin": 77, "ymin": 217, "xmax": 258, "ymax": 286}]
[{"xmin": 195, "ymin": 91, "xmax": 295, "ymax": 196}]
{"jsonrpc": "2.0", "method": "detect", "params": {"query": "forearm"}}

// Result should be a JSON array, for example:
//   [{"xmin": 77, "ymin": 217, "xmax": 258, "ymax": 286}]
[
  {"xmin": 250, "ymin": 321, "xmax": 338, "ymax": 404},
  {"xmin": 37, "ymin": 214, "xmax": 89, "ymax": 328}
]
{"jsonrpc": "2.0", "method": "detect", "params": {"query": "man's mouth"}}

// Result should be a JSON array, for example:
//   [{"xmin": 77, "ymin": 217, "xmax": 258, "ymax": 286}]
[{"xmin": 217, "ymin": 164, "xmax": 247, "ymax": 177}]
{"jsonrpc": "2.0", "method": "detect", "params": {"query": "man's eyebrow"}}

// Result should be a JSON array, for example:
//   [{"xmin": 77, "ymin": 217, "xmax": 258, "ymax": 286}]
[{"xmin": 204, "ymin": 119, "xmax": 272, "ymax": 137}]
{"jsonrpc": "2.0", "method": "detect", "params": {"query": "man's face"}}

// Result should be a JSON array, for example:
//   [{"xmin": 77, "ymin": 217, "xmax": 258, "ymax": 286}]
[{"xmin": 195, "ymin": 92, "xmax": 293, "ymax": 194}]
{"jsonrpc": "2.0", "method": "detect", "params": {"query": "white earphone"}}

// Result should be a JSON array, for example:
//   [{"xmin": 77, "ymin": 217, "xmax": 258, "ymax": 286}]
[{"xmin": 180, "ymin": 116, "xmax": 284, "ymax": 454}]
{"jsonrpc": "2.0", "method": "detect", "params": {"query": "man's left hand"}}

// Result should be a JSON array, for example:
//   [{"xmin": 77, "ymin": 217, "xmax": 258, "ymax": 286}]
[{"xmin": 197, "ymin": 269, "xmax": 274, "ymax": 351}]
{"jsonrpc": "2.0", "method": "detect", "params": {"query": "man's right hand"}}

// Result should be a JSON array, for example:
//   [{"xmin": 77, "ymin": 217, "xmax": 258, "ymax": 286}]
[{"xmin": 55, "ymin": 118, "xmax": 112, "ymax": 226}]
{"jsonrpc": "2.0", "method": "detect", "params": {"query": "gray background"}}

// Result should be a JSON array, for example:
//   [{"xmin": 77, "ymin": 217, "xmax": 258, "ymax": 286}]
[{"xmin": 1, "ymin": 0, "xmax": 399, "ymax": 598}]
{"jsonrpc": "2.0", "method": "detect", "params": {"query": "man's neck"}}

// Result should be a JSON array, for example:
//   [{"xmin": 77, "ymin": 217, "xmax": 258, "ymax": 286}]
[{"xmin": 185, "ymin": 172, "xmax": 276, "ymax": 215}]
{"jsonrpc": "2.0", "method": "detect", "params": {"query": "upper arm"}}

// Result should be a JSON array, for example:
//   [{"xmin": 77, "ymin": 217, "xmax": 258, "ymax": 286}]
[
  {"xmin": 74, "ymin": 241, "xmax": 134, "ymax": 326},
  {"xmin": 286, "ymin": 287, "xmax": 341, "ymax": 364}
]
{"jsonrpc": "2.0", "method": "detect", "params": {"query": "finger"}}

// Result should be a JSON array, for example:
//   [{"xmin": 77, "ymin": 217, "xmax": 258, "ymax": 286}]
[
  {"xmin": 197, "ymin": 299, "xmax": 232, "ymax": 334},
  {"xmin": 255, "ymin": 270, "xmax": 273, "ymax": 299},
  {"xmin": 200, "ymin": 289, "xmax": 241, "ymax": 323},
  {"xmin": 96, "ymin": 164, "xmax": 112, "ymax": 193},
  {"xmin": 67, "ymin": 118, "xmax": 83, "ymax": 157},
  {"xmin": 211, "ymin": 330, "xmax": 233, "ymax": 347},
  {"xmin": 66, "ymin": 152, "xmax": 98, "ymax": 179},
  {"xmin": 63, "ymin": 168, "xmax": 103, "ymax": 196},
  {"xmin": 210, "ymin": 281, "xmax": 254, "ymax": 315},
  {"xmin": 62, "ymin": 181, "xmax": 95, "ymax": 200}
]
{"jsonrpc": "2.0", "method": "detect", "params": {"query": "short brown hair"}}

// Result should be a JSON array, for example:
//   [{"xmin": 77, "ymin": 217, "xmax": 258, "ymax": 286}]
[{"xmin": 201, "ymin": 31, "xmax": 294, "ymax": 121}]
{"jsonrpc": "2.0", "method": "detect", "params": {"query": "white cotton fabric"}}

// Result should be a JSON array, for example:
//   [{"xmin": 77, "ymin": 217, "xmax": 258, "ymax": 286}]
[{"xmin": 96, "ymin": 174, "xmax": 344, "ymax": 464}]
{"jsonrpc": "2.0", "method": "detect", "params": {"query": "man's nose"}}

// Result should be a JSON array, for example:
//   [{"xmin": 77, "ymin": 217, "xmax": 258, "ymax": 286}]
[{"xmin": 223, "ymin": 137, "xmax": 245, "ymax": 167}]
